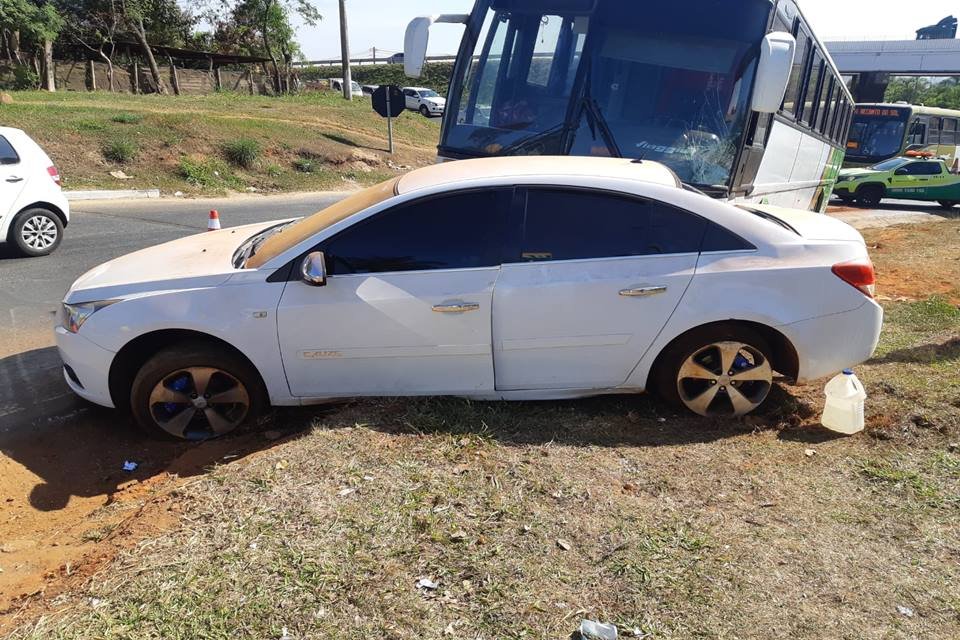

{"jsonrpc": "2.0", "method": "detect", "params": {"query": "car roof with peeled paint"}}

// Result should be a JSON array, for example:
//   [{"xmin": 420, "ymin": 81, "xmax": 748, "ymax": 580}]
[{"xmin": 396, "ymin": 157, "xmax": 680, "ymax": 195}]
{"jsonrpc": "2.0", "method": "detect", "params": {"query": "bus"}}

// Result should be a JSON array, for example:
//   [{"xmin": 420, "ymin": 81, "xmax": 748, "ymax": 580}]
[
  {"xmin": 844, "ymin": 103, "xmax": 960, "ymax": 168},
  {"xmin": 403, "ymin": 0, "xmax": 854, "ymax": 212}
]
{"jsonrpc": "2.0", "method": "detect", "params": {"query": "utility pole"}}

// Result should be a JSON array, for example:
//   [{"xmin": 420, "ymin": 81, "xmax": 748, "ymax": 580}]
[{"xmin": 338, "ymin": 0, "xmax": 352, "ymax": 100}]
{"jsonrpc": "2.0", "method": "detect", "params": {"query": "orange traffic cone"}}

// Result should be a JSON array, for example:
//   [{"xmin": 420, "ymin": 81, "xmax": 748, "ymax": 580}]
[{"xmin": 207, "ymin": 210, "xmax": 221, "ymax": 231}]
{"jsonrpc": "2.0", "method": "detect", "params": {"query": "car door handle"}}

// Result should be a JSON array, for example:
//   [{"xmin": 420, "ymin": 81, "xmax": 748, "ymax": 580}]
[
  {"xmin": 620, "ymin": 286, "xmax": 668, "ymax": 298},
  {"xmin": 5, "ymin": 176, "xmax": 23, "ymax": 183},
  {"xmin": 432, "ymin": 302, "xmax": 481, "ymax": 313}
]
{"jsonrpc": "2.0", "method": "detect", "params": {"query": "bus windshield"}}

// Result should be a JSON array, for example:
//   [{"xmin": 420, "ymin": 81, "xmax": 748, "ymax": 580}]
[
  {"xmin": 442, "ymin": 0, "xmax": 771, "ymax": 188},
  {"xmin": 845, "ymin": 106, "xmax": 911, "ymax": 162}
]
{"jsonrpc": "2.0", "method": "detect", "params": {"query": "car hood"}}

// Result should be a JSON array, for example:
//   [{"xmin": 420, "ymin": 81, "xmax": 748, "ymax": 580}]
[
  {"xmin": 64, "ymin": 220, "xmax": 282, "ymax": 304},
  {"xmin": 839, "ymin": 167, "xmax": 878, "ymax": 178},
  {"xmin": 741, "ymin": 204, "xmax": 865, "ymax": 243},
  {"xmin": 425, "ymin": 97, "xmax": 446, "ymax": 106}
]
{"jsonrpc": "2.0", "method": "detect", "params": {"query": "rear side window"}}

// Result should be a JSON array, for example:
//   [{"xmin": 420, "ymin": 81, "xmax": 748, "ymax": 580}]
[
  {"xmin": 702, "ymin": 223, "xmax": 756, "ymax": 252},
  {"xmin": 321, "ymin": 189, "xmax": 512, "ymax": 274},
  {"xmin": 518, "ymin": 188, "xmax": 707, "ymax": 262},
  {"xmin": 0, "ymin": 136, "xmax": 20, "ymax": 165}
]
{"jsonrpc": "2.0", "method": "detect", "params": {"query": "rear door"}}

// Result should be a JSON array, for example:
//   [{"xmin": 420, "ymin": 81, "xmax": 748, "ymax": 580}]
[
  {"xmin": 492, "ymin": 188, "xmax": 706, "ymax": 391},
  {"xmin": 0, "ymin": 134, "xmax": 27, "ymax": 222}
]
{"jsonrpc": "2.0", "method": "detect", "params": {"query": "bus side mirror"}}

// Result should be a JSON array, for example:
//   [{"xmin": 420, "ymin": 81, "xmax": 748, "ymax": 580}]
[
  {"xmin": 405, "ymin": 14, "xmax": 470, "ymax": 79},
  {"xmin": 752, "ymin": 32, "xmax": 796, "ymax": 114}
]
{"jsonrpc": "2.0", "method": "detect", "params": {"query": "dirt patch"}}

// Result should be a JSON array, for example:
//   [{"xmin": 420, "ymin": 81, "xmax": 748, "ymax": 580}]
[
  {"xmin": 861, "ymin": 222, "xmax": 960, "ymax": 304},
  {"xmin": 0, "ymin": 408, "xmax": 306, "ymax": 633}
]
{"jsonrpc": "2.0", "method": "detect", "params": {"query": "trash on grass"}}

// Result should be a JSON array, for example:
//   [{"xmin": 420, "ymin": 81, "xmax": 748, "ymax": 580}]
[
  {"xmin": 821, "ymin": 369, "xmax": 866, "ymax": 434},
  {"xmin": 109, "ymin": 170, "xmax": 133, "ymax": 180},
  {"xmin": 557, "ymin": 538, "xmax": 572, "ymax": 551},
  {"xmin": 416, "ymin": 577, "xmax": 439, "ymax": 590},
  {"xmin": 897, "ymin": 605, "xmax": 915, "ymax": 618},
  {"xmin": 279, "ymin": 626, "xmax": 293, "ymax": 640},
  {"xmin": 804, "ymin": 449, "xmax": 816, "ymax": 458},
  {"xmin": 121, "ymin": 461, "xmax": 138, "ymax": 472},
  {"xmin": 580, "ymin": 619, "xmax": 618, "ymax": 640},
  {"xmin": 338, "ymin": 487, "xmax": 357, "ymax": 497}
]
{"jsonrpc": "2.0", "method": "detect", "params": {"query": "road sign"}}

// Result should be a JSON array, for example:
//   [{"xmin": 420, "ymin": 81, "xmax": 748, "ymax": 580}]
[
  {"xmin": 372, "ymin": 85, "xmax": 404, "ymax": 154},
  {"xmin": 372, "ymin": 85, "xmax": 405, "ymax": 118}
]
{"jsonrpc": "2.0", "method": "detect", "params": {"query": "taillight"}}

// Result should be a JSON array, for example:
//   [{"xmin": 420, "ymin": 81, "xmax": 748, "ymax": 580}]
[
  {"xmin": 832, "ymin": 260, "xmax": 876, "ymax": 298},
  {"xmin": 47, "ymin": 165, "xmax": 61, "ymax": 187}
]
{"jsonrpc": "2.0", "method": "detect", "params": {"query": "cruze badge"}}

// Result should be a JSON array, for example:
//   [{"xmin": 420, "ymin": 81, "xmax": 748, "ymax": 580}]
[{"xmin": 301, "ymin": 350, "xmax": 343, "ymax": 360}]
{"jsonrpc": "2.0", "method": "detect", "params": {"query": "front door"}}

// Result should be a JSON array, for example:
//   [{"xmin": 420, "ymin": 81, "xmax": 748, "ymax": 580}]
[
  {"xmin": 0, "ymin": 135, "xmax": 26, "ymax": 222},
  {"xmin": 277, "ymin": 188, "xmax": 513, "ymax": 398},
  {"xmin": 889, "ymin": 160, "xmax": 945, "ymax": 199},
  {"xmin": 492, "ymin": 188, "xmax": 705, "ymax": 391}
]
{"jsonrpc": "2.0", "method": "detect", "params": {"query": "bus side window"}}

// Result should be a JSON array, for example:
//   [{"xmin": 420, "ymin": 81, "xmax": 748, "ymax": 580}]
[
  {"xmin": 941, "ymin": 118, "xmax": 958, "ymax": 146},
  {"xmin": 801, "ymin": 53, "xmax": 823, "ymax": 127},
  {"xmin": 928, "ymin": 117, "xmax": 941, "ymax": 145},
  {"xmin": 782, "ymin": 27, "xmax": 809, "ymax": 118}
]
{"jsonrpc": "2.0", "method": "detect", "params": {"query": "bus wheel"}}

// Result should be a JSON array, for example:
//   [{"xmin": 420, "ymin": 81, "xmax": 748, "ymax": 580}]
[
  {"xmin": 857, "ymin": 185, "xmax": 884, "ymax": 208},
  {"xmin": 938, "ymin": 200, "xmax": 958, "ymax": 209}
]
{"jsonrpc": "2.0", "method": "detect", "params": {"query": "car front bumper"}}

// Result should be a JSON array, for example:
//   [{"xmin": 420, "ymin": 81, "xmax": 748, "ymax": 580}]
[
  {"xmin": 781, "ymin": 299, "xmax": 884, "ymax": 382},
  {"xmin": 55, "ymin": 325, "xmax": 116, "ymax": 408}
]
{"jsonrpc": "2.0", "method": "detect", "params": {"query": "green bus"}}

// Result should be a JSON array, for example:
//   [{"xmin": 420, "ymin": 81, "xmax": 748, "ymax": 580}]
[{"xmin": 844, "ymin": 103, "xmax": 960, "ymax": 168}]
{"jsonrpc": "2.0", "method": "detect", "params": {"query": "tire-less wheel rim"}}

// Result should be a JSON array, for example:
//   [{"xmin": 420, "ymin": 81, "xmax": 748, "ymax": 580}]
[
  {"xmin": 20, "ymin": 215, "xmax": 58, "ymax": 251},
  {"xmin": 677, "ymin": 341, "xmax": 773, "ymax": 417},
  {"xmin": 148, "ymin": 367, "xmax": 250, "ymax": 439}
]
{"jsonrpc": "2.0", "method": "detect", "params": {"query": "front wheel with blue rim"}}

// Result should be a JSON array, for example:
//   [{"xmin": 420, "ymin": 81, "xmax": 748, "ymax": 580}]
[{"xmin": 130, "ymin": 343, "xmax": 266, "ymax": 440}]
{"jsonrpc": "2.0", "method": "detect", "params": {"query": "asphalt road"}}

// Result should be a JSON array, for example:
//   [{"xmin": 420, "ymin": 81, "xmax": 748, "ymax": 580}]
[{"xmin": 0, "ymin": 191, "xmax": 345, "ymax": 434}]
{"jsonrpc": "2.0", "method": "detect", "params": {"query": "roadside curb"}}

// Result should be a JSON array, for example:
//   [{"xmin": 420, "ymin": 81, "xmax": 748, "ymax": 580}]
[{"xmin": 65, "ymin": 189, "xmax": 161, "ymax": 202}]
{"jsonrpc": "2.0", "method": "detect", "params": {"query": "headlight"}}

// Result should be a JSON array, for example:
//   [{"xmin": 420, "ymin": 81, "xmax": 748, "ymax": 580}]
[{"xmin": 61, "ymin": 300, "xmax": 118, "ymax": 333}]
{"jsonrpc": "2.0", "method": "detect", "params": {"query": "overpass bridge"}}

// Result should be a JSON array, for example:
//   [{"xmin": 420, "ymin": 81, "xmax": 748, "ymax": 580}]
[{"xmin": 826, "ymin": 39, "xmax": 960, "ymax": 101}]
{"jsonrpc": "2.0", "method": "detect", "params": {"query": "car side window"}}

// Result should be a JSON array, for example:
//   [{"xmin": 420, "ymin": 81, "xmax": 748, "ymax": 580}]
[
  {"xmin": 321, "ymin": 189, "xmax": 512, "ymax": 275},
  {"xmin": 900, "ymin": 162, "xmax": 942, "ymax": 176},
  {"xmin": 518, "ymin": 188, "xmax": 707, "ymax": 262},
  {"xmin": 0, "ymin": 136, "xmax": 20, "ymax": 165}
]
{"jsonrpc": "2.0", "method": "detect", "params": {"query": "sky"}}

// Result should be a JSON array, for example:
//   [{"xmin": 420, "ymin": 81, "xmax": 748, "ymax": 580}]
[{"xmin": 293, "ymin": 0, "xmax": 960, "ymax": 60}]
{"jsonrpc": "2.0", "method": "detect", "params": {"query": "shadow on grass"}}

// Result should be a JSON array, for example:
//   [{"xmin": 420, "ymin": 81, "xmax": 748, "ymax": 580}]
[
  {"xmin": 0, "ymin": 347, "xmax": 312, "ymax": 513},
  {"xmin": 869, "ymin": 338, "xmax": 960, "ymax": 365},
  {"xmin": 0, "ymin": 343, "xmax": 835, "ymax": 514}
]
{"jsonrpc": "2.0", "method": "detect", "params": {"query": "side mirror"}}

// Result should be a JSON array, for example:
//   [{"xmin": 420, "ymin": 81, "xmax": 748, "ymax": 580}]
[
  {"xmin": 404, "ymin": 14, "xmax": 470, "ymax": 78},
  {"xmin": 751, "ymin": 31, "xmax": 796, "ymax": 114},
  {"xmin": 301, "ymin": 251, "xmax": 327, "ymax": 287}
]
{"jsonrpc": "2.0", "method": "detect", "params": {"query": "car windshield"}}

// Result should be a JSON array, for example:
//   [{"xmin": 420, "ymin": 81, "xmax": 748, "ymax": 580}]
[
  {"xmin": 420, "ymin": 90, "xmax": 440, "ymax": 98},
  {"xmin": 244, "ymin": 177, "xmax": 401, "ymax": 269},
  {"xmin": 869, "ymin": 157, "xmax": 910, "ymax": 171},
  {"xmin": 443, "ymin": 0, "xmax": 770, "ymax": 188}
]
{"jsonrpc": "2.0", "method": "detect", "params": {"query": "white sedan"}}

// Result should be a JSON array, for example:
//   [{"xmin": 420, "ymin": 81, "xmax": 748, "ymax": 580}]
[{"xmin": 56, "ymin": 157, "xmax": 882, "ymax": 440}]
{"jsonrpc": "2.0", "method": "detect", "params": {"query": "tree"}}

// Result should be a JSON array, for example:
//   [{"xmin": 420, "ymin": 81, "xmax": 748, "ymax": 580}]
[
  {"xmin": 0, "ymin": 0, "xmax": 64, "ymax": 90},
  {"xmin": 196, "ymin": 0, "xmax": 320, "ymax": 93},
  {"xmin": 57, "ymin": 0, "xmax": 121, "ymax": 90}
]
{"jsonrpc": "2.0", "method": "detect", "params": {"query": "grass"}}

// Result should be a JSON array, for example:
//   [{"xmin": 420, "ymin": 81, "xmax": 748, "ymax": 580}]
[
  {"xmin": 110, "ymin": 112, "xmax": 143, "ymax": 124},
  {"xmin": 3, "ymin": 90, "xmax": 441, "ymax": 194},
  {"xmin": 101, "ymin": 138, "xmax": 138, "ymax": 164},
  {"xmin": 222, "ymin": 138, "xmax": 260, "ymax": 169},
  {"xmin": 8, "ymin": 279, "xmax": 960, "ymax": 638}
]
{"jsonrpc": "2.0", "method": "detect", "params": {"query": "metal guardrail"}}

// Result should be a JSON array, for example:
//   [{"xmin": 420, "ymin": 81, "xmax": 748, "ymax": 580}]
[{"xmin": 293, "ymin": 55, "xmax": 458, "ymax": 67}]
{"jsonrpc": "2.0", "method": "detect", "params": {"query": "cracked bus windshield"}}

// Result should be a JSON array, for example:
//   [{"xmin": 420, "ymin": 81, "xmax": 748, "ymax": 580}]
[{"xmin": 443, "ymin": 0, "xmax": 770, "ymax": 188}]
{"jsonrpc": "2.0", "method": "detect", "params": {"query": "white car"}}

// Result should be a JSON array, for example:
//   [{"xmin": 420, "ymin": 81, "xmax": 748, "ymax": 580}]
[
  {"xmin": 56, "ymin": 157, "xmax": 882, "ymax": 440},
  {"xmin": 0, "ymin": 126, "xmax": 69, "ymax": 257},
  {"xmin": 402, "ymin": 87, "xmax": 445, "ymax": 117},
  {"xmin": 329, "ymin": 78, "xmax": 363, "ymax": 98}
]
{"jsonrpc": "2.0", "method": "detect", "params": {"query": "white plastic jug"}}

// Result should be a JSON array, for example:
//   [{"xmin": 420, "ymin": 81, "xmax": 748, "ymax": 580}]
[{"xmin": 821, "ymin": 369, "xmax": 867, "ymax": 435}]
